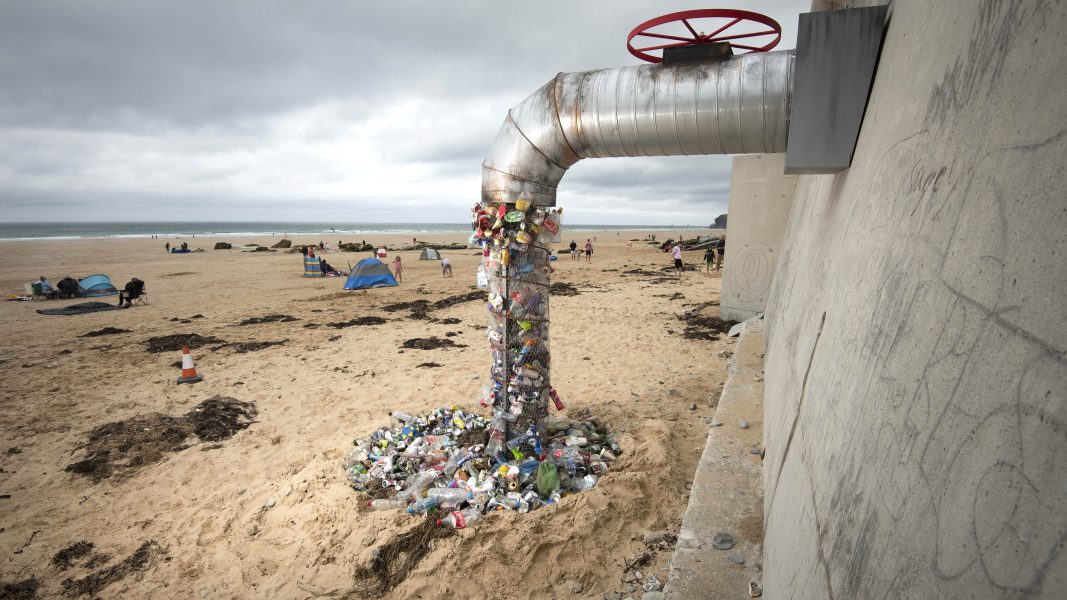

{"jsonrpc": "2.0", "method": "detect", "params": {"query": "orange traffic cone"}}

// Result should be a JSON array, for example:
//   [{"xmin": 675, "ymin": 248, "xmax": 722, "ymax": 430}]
[{"xmin": 176, "ymin": 345, "xmax": 203, "ymax": 384}]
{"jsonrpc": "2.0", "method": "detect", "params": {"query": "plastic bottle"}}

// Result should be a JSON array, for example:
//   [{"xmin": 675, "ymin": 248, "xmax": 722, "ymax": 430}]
[
  {"xmin": 564, "ymin": 435, "xmax": 588, "ymax": 447},
  {"xmin": 500, "ymin": 492, "xmax": 524, "ymax": 510},
  {"xmin": 406, "ymin": 495, "xmax": 442, "ymax": 514},
  {"xmin": 367, "ymin": 498, "xmax": 407, "ymax": 511},
  {"xmin": 396, "ymin": 470, "xmax": 437, "ymax": 502},
  {"xmin": 443, "ymin": 449, "xmax": 470, "ymax": 477},
  {"xmin": 345, "ymin": 468, "xmax": 370, "ymax": 487},
  {"xmin": 402, "ymin": 437, "xmax": 426, "ymax": 457},
  {"xmin": 571, "ymin": 474, "xmax": 598, "ymax": 492},
  {"xmin": 436, "ymin": 508, "xmax": 482, "ymax": 529},
  {"xmin": 390, "ymin": 411, "xmax": 415, "ymax": 424},
  {"xmin": 549, "ymin": 388, "xmax": 566, "ymax": 411},
  {"xmin": 426, "ymin": 488, "xmax": 472, "ymax": 504},
  {"xmin": 487, "ymin": 418, "xmax": 507, "ymax": 455}
]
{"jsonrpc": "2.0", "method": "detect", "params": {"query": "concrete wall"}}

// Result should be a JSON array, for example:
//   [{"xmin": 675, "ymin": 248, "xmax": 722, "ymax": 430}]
[
  {"xmin": 721, "ymin": 154, "xmax": 798, "ymax": 322},
  {"xmin": 762, "ymin": 1, "xmax": 1067, "ymax": 598}
]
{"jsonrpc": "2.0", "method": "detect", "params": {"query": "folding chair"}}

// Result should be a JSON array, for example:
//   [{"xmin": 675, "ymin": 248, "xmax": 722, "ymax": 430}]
[
  {"xmin": 132, "ymin": 283, "xmax": 149, "ymax": 305},
  {"xmin": 29, "ymin": 282, "xmax": 49, "ymax": 300}
]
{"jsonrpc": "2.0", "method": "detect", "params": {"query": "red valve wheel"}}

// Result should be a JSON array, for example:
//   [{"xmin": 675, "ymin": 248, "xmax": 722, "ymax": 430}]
[{"xmin": 627, "ymin": 9, "xmax": 782, "ymax": 64}]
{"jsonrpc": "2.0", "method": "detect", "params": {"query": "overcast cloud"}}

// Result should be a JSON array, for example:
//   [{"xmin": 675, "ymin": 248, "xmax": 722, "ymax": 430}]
[{"xmin": 0, "ymin": 1, "xmax": 803, "ymax": 225}]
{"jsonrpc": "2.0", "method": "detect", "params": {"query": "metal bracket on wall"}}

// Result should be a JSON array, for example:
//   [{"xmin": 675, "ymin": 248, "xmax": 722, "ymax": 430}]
[{"xmin": 784, "ymin": 4, "xmax": 890, "ymax": 174}]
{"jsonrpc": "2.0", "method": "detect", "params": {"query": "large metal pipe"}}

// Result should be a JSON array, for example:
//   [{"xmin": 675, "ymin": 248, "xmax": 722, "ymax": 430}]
[{"xmin": 482, "ymin": 50, "xmax": 794, "ymax": 206}]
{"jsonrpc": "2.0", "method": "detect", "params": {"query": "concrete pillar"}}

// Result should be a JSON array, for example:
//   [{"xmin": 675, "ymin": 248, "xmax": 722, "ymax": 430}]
[{"xmin": 720, "ymin": 153, "xmax": 798, "ymax": 322}]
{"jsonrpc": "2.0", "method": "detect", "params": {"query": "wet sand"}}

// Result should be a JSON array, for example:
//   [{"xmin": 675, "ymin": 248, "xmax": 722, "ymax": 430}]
[{"xmin": 0, "ymin": 230, "xmax": 737, "ymax": 599}]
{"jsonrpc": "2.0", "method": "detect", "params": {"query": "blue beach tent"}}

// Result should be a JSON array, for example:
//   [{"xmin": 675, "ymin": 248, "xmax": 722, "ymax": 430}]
[
  {"xmin": 78, "ymin": 274, "xmax": 118, "ymax": 297},
  {"xmin": 343, "ymin": 258, "xmax": 398, "ymax": 290}
]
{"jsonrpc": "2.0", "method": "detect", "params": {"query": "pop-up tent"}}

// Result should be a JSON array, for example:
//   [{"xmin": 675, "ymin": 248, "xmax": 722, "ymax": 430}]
[
  {"xmin": 344, "ymin": 258, "xmax": 398, "ymax": 290},
  {"xmin": 78, "ymin": 274, "xmax": 118, "ymax": 297},
  {"xmin": 419, "ymin": 248, "xmax": 441, "ymax": 260}
]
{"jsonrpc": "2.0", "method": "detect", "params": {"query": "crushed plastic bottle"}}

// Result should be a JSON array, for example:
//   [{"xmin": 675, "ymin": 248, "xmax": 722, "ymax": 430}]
[{"xmin": 436, "ymin": 509, "xmax": 482, "ymax": 529}]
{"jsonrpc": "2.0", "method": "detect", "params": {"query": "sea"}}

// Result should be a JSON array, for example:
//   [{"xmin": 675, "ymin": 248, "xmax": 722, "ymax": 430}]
[{"xmin": 0, "ymin": 222, "xmax": 715, "ymax": 241}]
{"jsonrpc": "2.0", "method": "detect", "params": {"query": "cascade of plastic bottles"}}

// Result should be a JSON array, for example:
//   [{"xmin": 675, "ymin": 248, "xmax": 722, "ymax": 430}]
[
  {"xmin": 339, "ymin": 202, "xmax": 624, "ymax": 529},
  {"xmin": 470, "ymin": 199, "xmax": 565, "ymax": 450}
]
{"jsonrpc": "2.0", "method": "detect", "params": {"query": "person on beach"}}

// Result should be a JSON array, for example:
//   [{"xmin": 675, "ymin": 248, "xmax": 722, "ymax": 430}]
[
  {"xmin": 673, "ymin": 241, "xmax": 684, "ymax": 274},
  {"xmin": 117, "ymin": 277, "xmax": 144, "ymax": 307},
  {"xmin": 393, "ymin": 256, "xmax": 403, "ymax": 282},
  {"xmin": 704, "ymin": 245, "xmax": 716, "ymax": 273},
  {"xmin": 569, "ymin": 240, "xmax": 578, "ymax": 260},
  {"xmin": 715, "ymin": 236, "xmax": 726, "ymax": 271},
  {"xmin": 441, "ymin": 257, "xmax": 453, "ymax": 278},
  {"xmin": 584, "ymin": 239, "xmax": 593, "ymax": 263},
  {"xmin": 36, "ymin": 276, "xmax": 59, "ymax": 298},
  {"xmin": 56, "ymin": 276, "xmax": 80, "ymax": 298},
  {"xmin": 165, "ymin": 242, "xmax": 170, "ymax": 253}
]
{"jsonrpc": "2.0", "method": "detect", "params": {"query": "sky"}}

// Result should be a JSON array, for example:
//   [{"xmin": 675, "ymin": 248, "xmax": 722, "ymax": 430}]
[{"xmin": 0, "ymin": 1, "xmax": 804, "ymax": 225}]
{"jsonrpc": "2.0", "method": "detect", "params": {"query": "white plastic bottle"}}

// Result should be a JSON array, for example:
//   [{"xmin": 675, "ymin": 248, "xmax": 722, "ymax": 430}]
[
  {"xmin": 426, "ymin": 488, "xmax": 472, "ymax": 504},
  {"xmin": 390, "ymin": 411, "xmax": 415, "ymax": 423},
  {"xmin": 367, "ymin": 498, "xmax": 406, "ymax": 511}
]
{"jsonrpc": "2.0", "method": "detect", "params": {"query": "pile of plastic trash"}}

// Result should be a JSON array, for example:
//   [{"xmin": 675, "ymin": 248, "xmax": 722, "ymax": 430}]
[
  {"xmin": 343, "ymin": 406, "xmax": 621, "ymax": 528},
  {"xmin": 342, "ymin": 199, "xmax": 620, "ymax": 529}
]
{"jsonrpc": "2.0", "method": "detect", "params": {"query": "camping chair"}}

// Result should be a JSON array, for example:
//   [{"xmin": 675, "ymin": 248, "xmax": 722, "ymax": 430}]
[
  {"xmin": 29, "ymin": 282, "xmax": 54, "ymax": 300},
  {"xmin": 132, "ymin": 282, "xmax": 148, "ymax": 305},
  {"xmin": 121, "ymin": 279, "xmax": 148, "ymax": 306}
]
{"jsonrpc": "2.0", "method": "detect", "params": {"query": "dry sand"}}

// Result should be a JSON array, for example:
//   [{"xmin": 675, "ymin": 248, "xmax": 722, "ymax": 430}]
[{"xmin": 0, "ymin": 230, "xmax": 738, "ymax": 599}]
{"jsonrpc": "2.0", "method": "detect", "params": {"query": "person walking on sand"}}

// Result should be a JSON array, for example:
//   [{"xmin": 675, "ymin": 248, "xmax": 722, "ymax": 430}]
[
  {"xmin": 393, "ymin": 256, "xmax": 403, "ymax": 282},
  {"xmin": 715, "ymin": 236, "xmax": 726, "ymax": 272},
  {"xmin": 673, "ymin": 241, "xmax": 684, "ymax": 274},
  {"xmin": 165, "ymin": 242, "xmax": 170, "ymax": 253},
  {"xmin": 584, "ymin": 239, "xmax": 593, "ymax": 263},
  {"xmin": 569, "ymin": 240, "xmax": 578, "ymax": 260},
  {"xmin": 703, "ymin": 245, "xmax": 716, "ymax": 273},
  {"xmin": 440, "ymin": 257, "xmax": 453, "ymax": 278}
]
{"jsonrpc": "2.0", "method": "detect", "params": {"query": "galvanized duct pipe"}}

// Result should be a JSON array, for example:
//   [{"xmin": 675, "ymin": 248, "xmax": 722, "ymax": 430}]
[{"xmin": 481, "ymin": 50, "xmax": 794, "ymax": 206}]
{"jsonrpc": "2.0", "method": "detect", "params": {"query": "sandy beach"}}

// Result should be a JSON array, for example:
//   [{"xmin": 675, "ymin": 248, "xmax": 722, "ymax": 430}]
[{"xmin": 0, "ymin": 230, "xmax": 738, "ymax": 599}]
